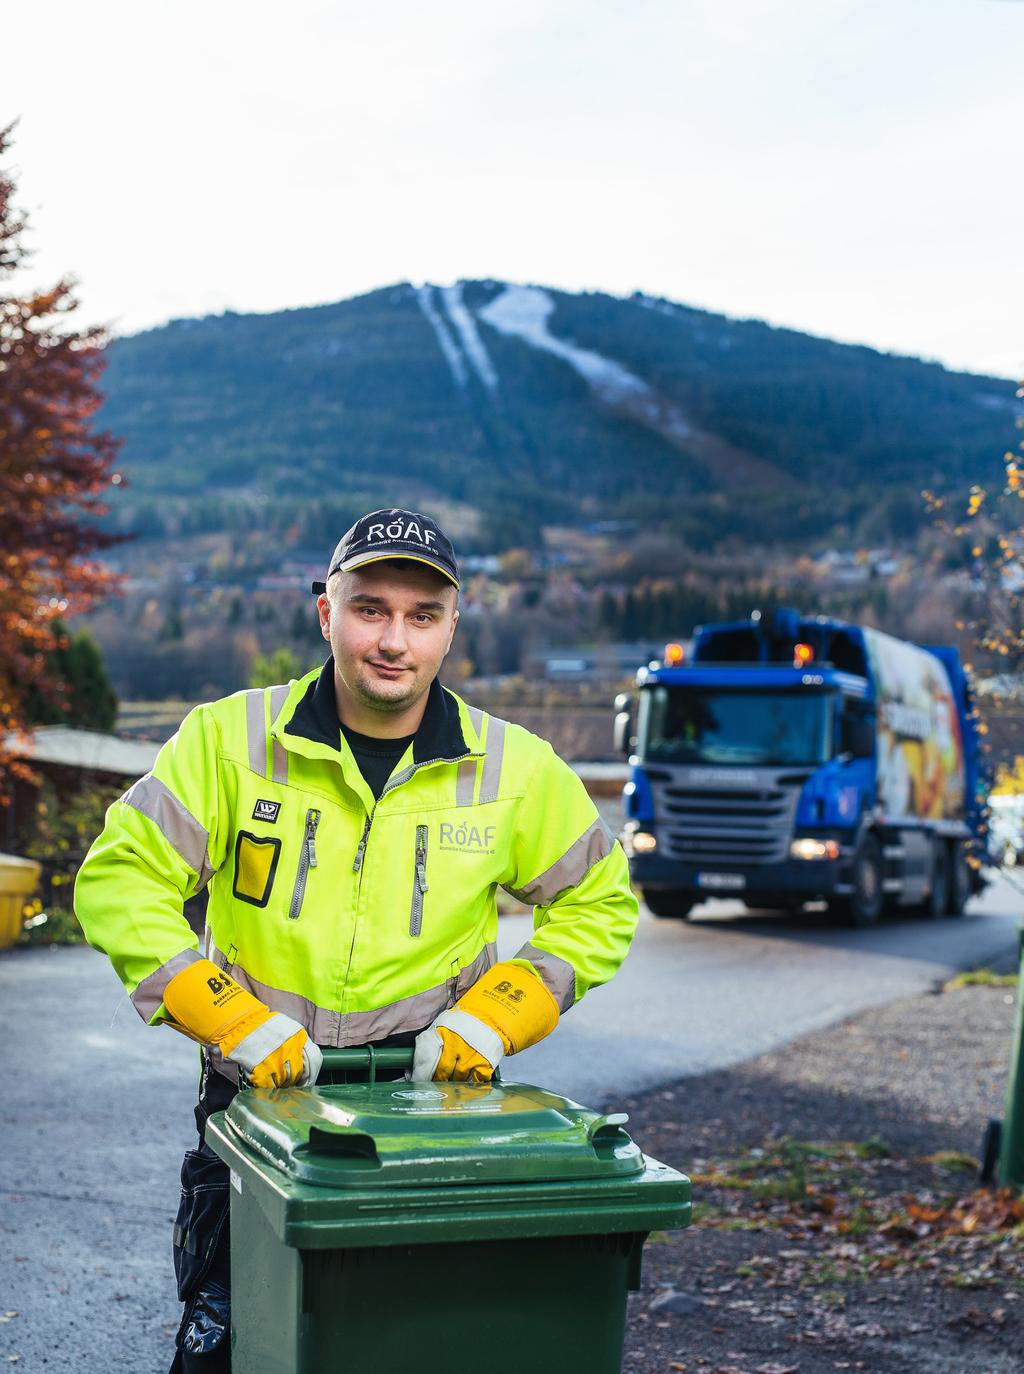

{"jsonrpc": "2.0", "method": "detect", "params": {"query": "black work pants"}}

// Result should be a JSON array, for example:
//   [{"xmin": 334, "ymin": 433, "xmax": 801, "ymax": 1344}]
[
  {"xmin": 168, "ymin": 1068, "xmax": 236, "ymax": 1374},
  {"xmin": 168, "ymin": 1038, "xmax": 419, "ymax": 1372}
]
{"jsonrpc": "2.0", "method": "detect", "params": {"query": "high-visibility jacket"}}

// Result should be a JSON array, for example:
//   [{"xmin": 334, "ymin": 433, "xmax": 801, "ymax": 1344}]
[{"xmin": 75, "ymin": 663, "xmax": 638, "ymax": 1076}]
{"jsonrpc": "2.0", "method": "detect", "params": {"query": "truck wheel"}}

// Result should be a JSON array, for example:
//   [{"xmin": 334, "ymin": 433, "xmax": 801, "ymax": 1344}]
[
  {"xmin": 947, "ymin": 842, "xmax": 971, "ymax": 917},
  {"xmin": 923, "ymin": 840, "xmax": 950, "ymax": 919},
  {"xmin": 644, "ymin": 888, "xmax": 695, "ymax": 920},
  {"xmin": 844, "ymin": 834, "xmax": 884, "ymax": 927}
]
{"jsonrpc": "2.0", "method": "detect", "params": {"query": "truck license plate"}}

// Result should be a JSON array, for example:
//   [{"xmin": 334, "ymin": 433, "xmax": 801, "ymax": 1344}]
[{"xmin": 697, "ymin": 872, "xmax": 746, "ymax": 891}]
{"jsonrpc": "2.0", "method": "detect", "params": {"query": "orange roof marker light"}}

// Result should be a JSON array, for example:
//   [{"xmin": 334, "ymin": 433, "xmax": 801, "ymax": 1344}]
[
  {"xmin": 664, "ymin": 642, "xmax": 685, "ymax": 667},
  {"xmin": 793, "ymin": 643, "xmax": 815, "ymax": 668}
]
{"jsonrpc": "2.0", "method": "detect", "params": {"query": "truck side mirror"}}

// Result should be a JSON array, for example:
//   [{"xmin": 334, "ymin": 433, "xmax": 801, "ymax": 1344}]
[{"xmin": 613, "ymin": 694, "xmax": 635, "ymax": 756}]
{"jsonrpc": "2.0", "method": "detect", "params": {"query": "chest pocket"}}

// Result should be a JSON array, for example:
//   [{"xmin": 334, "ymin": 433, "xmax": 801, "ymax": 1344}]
[{"xmin": 232, "ymin": 832, "xmax": 282, "ymax": 907}]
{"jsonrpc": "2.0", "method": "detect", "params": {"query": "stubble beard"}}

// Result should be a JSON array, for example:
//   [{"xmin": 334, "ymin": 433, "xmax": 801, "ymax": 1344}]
[{"xmin": 350, "ymin": 661, "xmax": 424, "ymax": 715}]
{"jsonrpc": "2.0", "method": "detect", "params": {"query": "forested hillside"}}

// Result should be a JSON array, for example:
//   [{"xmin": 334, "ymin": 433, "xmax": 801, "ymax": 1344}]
[{"xmin": 98, "ymin": 281, "xmax": 1016, "ymax": 554}]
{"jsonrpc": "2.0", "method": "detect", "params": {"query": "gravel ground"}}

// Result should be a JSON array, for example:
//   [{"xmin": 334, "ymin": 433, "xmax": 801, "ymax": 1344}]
[{"xmin": 620, "ymin": 973, "xmax": 1023, "ymax": 1374}]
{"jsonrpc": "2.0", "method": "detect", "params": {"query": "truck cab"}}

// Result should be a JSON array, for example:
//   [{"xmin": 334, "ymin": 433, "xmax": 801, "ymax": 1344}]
[{"xmin": 617, "ymin": 609, "xmax": 985, "ymax": 925}]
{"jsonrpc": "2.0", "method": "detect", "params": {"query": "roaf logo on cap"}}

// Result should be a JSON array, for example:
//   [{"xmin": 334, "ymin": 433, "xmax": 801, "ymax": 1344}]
[
  {"xmin": 365, "ymin": 516, "xmax": 437, "ymax": 548},
  {"xmin": 311, "ymin": 506, "xmax": 461, "ymax": 596}
]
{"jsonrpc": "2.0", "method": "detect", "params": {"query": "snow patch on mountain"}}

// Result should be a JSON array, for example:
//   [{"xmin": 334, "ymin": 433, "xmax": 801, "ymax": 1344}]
[
  {"xmin": 415, "ymin": 284, "xmax": 467, "ymax": 389},
  {"xmin": 440, "ymin": 283, "xmax": 498, "ymax": 392},
  {"xmin": 479, "ymin": 285, "xmax": 692, "ymax": 437}
]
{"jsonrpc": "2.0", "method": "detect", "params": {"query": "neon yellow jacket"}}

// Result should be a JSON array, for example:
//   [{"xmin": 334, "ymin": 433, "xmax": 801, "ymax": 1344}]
[{"xmin": 75, "ymin": 663, "xmax": 638, "ymax": 1070}]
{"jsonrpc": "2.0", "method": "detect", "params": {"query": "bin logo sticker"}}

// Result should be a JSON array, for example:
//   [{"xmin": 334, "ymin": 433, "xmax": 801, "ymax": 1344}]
[
  {"xmin": 392, "ymin": 1089, "xmax": 446, "ymax": 1101},
  {"xmin": 253, "ymin": 799, "xmax": 281, "ymax": 823},
  {"xmin": 863, "ymin": 628, "xmax": 965, "ymax": 821}
]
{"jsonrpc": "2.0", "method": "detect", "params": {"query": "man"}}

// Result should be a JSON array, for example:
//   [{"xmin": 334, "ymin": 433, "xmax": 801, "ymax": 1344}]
[{"xmin": 74, "ymin": 508, "xmax": 639, "ymax": 1371}]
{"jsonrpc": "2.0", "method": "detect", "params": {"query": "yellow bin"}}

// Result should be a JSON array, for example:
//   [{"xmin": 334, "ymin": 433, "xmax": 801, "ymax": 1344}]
[{"xmin": 0, "ymin": 854, "xmax": 42, "ymax": 949}]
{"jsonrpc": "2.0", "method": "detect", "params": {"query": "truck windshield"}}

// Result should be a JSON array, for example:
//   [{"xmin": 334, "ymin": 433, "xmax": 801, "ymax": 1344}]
[{"xmin": 639, "ymin": 686, "xmax": 835, "ymax": 767}]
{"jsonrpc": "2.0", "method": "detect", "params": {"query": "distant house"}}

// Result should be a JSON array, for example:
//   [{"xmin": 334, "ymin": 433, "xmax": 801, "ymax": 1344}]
[
  {"xmin": 3, "ymin": 727, "xmax": 158, "ymax": 851},
  {"xmin": 527, "ymin": 642, "xmax": 664, "ymax": 683}
]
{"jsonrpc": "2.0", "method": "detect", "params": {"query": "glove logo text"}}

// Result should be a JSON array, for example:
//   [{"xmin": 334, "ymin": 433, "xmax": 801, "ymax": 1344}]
[
  {"xmin": 438, "ymin": 821, "xmax": 497, "ymax": 855},
  {"xmin": 253, "ymin": 799, "xmax": 281, "ymax": 823},
  {"xmin": 493, "ymin": 980, "xmax": 526, "ymax": 1002}
]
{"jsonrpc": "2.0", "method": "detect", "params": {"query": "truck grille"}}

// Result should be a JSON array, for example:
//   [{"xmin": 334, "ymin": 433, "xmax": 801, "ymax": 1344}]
[{"xmin": 645, "ymin": 767, "xmax": 809, "ymax": 866}]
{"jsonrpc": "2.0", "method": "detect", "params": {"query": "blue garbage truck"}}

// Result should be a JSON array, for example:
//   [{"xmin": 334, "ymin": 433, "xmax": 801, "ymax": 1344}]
[{"xmin": 615, "ymin": 608, "xmax": 988, "ymax": 925}]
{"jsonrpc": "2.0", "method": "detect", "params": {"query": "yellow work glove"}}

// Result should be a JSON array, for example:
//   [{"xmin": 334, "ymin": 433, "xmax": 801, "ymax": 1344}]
[
  {"xmin": 162, "ymin": 958, "xmax": 322, "ymax": 1089},
  {"xmin": 411, "ymin": 961, "xmax": 560, "ymax": 1083}
]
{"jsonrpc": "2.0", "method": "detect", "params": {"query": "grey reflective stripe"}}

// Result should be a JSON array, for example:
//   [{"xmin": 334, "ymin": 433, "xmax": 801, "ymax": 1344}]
[
  {"xmin": 433, "ymin": 1008, "xmax": 505, "ymax": 1065},
  {"xmin": 504, "ymin": 815, "xmax": 615, "ymax": 907},
  {"xmin": 269, "ymin": 684, "xmax": 290, "ymax": 784},
  {"xmin": 130, "ymin": 947, "xmax": 203, "ymax": 1021},
  {"xmin": 455, "ymin": 758, "xmax": 477, "ymax": 807},
  {"xmin": 515, "ymin": 942, "xmax": 577, "ymax": 1012},
  {"xmin": 466, "ymin": 704, "xmax": 484, "ymax": 743},
  {"xmin": 173, "ymin": 1223, "xmax": 198, "ymax": 1254},
  {"xmin": 246, "ymin": 689, "xmax": 266, "ymax": 776},
  {"xmin": 478, "ymin": 716, "xmax": 506, "ymax": 804},
  {"xmin": 214, "ymin": 942, "xmax": 497, "ymax": 1049},
  {"xmin": 229, "ymin": 1011, "xmax": 304, "ymax": 1074},
  {"xmin": 122, "ymin": 774, "xmax": 214, "ymax": 885}
]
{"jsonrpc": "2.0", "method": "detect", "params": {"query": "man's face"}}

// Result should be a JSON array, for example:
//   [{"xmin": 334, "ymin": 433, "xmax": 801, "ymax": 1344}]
[{"xmin": 317, "ymin": 561, "xmax": 459, "ymax": 717}]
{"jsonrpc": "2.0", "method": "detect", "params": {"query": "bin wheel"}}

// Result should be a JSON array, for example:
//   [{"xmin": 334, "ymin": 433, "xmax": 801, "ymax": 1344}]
[
  {"xmin": 947, "ymin": 842, "xmax": 971, "ymax": 917},
  {"xmin": 842, "ymin": 834, "xmax": 884, "ymax": 927},
  {"xmin": 923, "ymin": 839, "xmax": 950, "ymax": 919},
  {"xmin": 644, "ymin": 888, "xmax": 695, "ymax": 920}
]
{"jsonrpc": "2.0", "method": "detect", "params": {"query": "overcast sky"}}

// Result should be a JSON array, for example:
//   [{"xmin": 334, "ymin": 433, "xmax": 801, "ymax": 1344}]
[{"xmin": 6, "ymin": 0, "xmax": 1022, "ymax": 377}]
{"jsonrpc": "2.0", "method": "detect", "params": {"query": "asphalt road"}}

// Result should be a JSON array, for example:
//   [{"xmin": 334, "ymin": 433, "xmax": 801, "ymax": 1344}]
[
  {"xmin": 1, "ymin": 874, "xmax": 1020, "ymax": 1371},
  {"xmin": 506, "ymin": 871, "xmax": 1024, "ymax": 1103}
]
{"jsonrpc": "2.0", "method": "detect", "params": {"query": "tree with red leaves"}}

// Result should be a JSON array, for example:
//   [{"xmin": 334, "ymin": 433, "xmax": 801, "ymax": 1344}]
[{"xmin": 0, "ymin": 121, "xmax": 123, "ymax": 783}]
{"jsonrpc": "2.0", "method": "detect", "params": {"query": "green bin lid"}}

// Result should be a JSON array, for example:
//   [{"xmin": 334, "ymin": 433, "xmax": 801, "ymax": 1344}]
[{"xmin": 224, "ymin": 1079, "xmax": 645, "ymax": 1188}]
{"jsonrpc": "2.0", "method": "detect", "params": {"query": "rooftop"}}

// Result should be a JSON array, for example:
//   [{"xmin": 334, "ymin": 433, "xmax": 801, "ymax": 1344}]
[{"xmin": 6, "ymin": 727, "xmax": 158, "ymax": 778}]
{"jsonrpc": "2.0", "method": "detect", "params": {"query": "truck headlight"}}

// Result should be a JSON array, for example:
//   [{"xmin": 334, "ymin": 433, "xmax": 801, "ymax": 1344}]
[
  {"xmin": 632, "ymin": 832, "xmax": 657, "ymax": 854},
  {"xmin": 790, "ymin": 838, "xmax": 840, "ymax": 861}
]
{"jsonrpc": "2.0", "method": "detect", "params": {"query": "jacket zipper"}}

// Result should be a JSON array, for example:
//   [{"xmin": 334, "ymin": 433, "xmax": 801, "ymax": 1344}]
[
  {"xmin": 350, "ymin": 751, "xmax": 474, "ymax": 877},
  {"xmin": 288, "ymin": 808, "xmax": 320, "ymax": 920},
  {"xmin": 343, "ymin": 751, "xmax": 476, "ymax": 992},
  {"xmin": 352, "ymin": 815, "xmax": 371, "ymax": 872},
  {"xmin": 409, "ymin": 824, "xmax": 429, "ymax": 937}
]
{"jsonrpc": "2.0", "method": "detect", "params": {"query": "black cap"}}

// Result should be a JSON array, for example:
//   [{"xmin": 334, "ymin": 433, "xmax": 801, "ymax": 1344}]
[{"xmin": 311, "ymin": 508, "xmax": 460, "ymax": 595}]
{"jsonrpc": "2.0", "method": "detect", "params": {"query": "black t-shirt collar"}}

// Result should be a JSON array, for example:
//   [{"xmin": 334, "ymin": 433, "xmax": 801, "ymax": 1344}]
[{"xmin": 284, "ymin": 658, "xmax": 469, "ymax": 764}]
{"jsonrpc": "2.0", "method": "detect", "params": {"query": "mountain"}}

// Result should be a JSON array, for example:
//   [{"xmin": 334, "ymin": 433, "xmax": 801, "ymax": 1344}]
[{"xmin": 97, "ymin": 281, "xmax": 1017, "ymax": 552}]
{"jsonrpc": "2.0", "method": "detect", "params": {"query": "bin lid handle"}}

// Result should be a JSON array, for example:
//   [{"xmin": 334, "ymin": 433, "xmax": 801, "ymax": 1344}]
[
  {"xmin": 588, "ymin": 1112, "xmax": 631, "ymax": 1151},
  {"xmin": 307, "ymin": 1125, "xmax": 381, "ymax": 1165}
]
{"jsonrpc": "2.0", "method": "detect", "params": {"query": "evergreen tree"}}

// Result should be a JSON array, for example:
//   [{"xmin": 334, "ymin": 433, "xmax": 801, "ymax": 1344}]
[{"xmin": 24, "ymin": 622, "xmax": 118, "ymax": 732}]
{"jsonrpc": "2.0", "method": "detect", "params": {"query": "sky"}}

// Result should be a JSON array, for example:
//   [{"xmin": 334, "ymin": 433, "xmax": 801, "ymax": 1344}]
[{"xmin": 5, "ymin": 0, "xmax": 1022, "ymax": 377}]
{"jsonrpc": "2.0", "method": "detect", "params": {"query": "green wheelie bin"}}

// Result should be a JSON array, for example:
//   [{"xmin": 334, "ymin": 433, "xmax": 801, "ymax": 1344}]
[{"xmin": 205, "ymin": 1046, "xmax": 690, "ymax": 1373}]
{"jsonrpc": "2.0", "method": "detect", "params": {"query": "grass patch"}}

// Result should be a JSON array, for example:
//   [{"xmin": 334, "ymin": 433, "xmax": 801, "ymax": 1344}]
[
  {"xmin": 946, "ymin": 968, "xmax": 1018, "ymax": 989},
  {"xmin": 924, "ymin": 1150, "xmax": 980, "ymax": 1173},
  {"xmin": 855, "ymin": 1137, "xmax": 893, "ymax": 1159}
]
